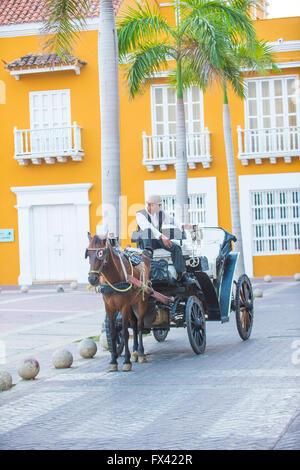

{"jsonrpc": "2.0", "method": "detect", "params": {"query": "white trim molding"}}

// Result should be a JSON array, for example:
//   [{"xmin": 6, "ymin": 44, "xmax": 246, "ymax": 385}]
[
  {"xmin": 9, "ymin": 64, "xmax": 83, "ymax": 80},
  {"xmin": 144, "ymin": 177, "xmax": 218, "ymax": 226},
  {"xmin": 239, "ymin": 172, "xmax": 300, "ymax": 277},
  {"xmin": 268, "ymin": 40, "xmax": 300, "ymax": 53},
  {"xmin": 10, "ymin": 183, "xmax": 92, "ymax": 285}
]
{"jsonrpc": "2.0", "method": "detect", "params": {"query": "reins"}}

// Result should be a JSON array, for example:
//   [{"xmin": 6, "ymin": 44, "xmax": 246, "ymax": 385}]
[
  {"xmin": 88, "ymin": 245, "xmax": 134, "ymax": 293},
  {"xmin": 101, "ymin": 255, "xmax": 134, "ymax": 293}
]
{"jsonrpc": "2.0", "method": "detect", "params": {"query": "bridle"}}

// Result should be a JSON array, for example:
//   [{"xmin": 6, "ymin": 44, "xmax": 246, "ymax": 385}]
[
  {"xmin": 85, "ymin": 243, "xmax": 135, "ymax": 293},
  {"xmin": 85, "ymin": 247, "xmax": 109, "ymax": 277}
]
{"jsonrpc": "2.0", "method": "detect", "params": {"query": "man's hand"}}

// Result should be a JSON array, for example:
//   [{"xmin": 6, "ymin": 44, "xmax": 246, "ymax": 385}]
[{"xmin": 160, "ymin": 234, "xmax": 172, "ymax": 249}]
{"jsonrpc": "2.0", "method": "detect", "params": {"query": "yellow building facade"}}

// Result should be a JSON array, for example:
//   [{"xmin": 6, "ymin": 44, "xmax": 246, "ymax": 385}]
[{"xmin": 0, "ymin": 1, "xmax": 299, "ymax": 285}]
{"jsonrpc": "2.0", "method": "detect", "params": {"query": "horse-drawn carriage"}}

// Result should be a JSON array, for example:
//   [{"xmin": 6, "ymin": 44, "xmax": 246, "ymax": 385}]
[{"xmin": 101, "ymin": 226, "xmax": 254, "ymax": 358}]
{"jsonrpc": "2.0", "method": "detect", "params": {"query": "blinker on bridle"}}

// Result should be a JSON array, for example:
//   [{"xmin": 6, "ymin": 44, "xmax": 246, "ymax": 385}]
[{"xmin": 85, "ymin": 247, "xmax": 108, "ymax": 276}]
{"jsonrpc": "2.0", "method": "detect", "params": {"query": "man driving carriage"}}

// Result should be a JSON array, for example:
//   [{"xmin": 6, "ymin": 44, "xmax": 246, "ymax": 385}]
[{"xmin": 135, "ymin": 194, "xmax": 195, "ymax": 285}]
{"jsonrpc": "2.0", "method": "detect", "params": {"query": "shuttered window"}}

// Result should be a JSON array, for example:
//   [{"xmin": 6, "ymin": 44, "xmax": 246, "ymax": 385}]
[
  {"xmin": 162, "ymin": 194, "xmax": 206, "ymax": 225},
  {"xmin": 251, "ymin": 188, "xmax": 300, "ymax": 254}
]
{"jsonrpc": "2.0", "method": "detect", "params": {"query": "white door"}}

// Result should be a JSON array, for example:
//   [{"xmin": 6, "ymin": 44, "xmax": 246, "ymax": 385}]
[
  {"xmin": 29, "ymin": 90, "xmax": 72, "ymax": 154},
  {"xmin": 151, "ymin": 85, "xmax": 204, "ymax": 159},
  {"xmin": 32, "ymin": 204, "xmax": 77, "ymax": 281},
  {"xmin": 245, "ymin": 76, "xmax": 299, "ymax": 153}
]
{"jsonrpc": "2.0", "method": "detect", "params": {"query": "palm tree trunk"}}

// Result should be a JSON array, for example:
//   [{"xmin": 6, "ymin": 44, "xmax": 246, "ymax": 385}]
[
  {"xmin": 222, "ymin": 84, "xmax": 245, "ymax": 278},
  {"xmin": 175, "ymin": 60, "xmax": 189, "ymax": 225},
  {"xmin": 98, "ymin": 0, "xmax": 121, "ymax": 238}
]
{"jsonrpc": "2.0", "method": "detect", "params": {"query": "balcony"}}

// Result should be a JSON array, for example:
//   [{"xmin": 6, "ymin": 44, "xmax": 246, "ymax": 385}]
[
  {"xmin": 13, "ymin": 122, "xmax": 84, "ymax": 165},
  {"xmin": 237, "ymin": 125, "xmax": 300, "ymax": 165},
  {"xmin": 142, "ymin": 128, "xmax": 212, "ymax": 171}
]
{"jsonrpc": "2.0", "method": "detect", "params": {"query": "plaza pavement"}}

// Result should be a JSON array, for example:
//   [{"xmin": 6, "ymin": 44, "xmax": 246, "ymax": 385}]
[
  {"xmin": 0, "ymin": 278, "xmax": 299, "ymax": 450},
  {"xmin": 0, "ymin": 284, "xmax": 107, "ymax": 385}
]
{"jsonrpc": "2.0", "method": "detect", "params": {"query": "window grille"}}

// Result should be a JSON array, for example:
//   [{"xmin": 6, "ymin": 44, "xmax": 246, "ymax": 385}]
[
  {"xmin": 161, "ymin": 194, "xmax": 206, "ymax": 225},
  {"xmin": 251, "ymin": 188, "xmax": 300, "ymax": 254}
]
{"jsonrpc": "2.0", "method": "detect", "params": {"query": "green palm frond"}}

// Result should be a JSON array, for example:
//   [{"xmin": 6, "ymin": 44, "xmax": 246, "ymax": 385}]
[
  {"xmin": 181, "ymin": 37, "xmax": 244, "ymax": 97},
  {"xmin": 42, "ymin": 0, "xmax": 90, "ymax": 60},
  {"xmin": 117, "ymin": 1, "xmax": 175, "ymax": 59},
  {"xmin": 124, "ymin": 42, "xmax": 175, "ymax": 98},
  {"xmin": 180, "ymin": 0, "xmax": 255, "ymax": 45},
  {"xmin": 236, "ymin": 40, "xmax": 281, "ymax": 74}
]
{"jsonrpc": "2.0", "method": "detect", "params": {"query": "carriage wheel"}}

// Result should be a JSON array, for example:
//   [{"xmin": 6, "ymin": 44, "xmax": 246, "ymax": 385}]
[
  {"xmin": 235, "ymin": 274, "xmax": 254, "ymax": 341},
  {"xmin": 185, "ymin": 296, "xmax": 206, "ymax": 355},
  {"xmin": 153, "ymin": 328, "xmax": 169, "ymax": 342},
  {"xmin": 105, "ymin": 312, "xmax": 125, "ymax": 357}
]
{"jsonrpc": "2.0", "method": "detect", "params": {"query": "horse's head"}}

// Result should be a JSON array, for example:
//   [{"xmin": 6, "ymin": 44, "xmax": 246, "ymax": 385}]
[{"xmin": 85, "ymin": 232, "xmax": 109, "ymax": 286}]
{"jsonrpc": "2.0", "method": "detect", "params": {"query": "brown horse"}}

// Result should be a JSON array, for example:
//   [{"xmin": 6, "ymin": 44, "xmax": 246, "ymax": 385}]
[{"xmin": 85, "ymin": 232, "xmax": 151, "ymax": 371}]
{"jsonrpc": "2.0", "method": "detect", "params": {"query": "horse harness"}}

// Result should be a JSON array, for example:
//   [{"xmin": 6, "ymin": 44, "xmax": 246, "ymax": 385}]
[{"xmin": 86, "ymin": 246, "xmax": 140, "ymax": 294}]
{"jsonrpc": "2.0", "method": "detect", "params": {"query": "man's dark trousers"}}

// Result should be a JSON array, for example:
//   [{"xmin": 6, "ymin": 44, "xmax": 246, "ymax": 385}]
[{"xmin": 143, "ymin": 238, "xmax": 186, "ymax": 276}]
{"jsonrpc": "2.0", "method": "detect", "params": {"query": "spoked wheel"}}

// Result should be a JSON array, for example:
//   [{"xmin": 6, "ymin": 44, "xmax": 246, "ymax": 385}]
[
  {"xmin": 153, "ymin": 329, "xmax": 169, "ymax": 342},
  {"xmin": 105, "ymin": 312, "xmax": 125, "ymax": 357},
  {"xmin": 185, "ymin": 296, "xmax": 206, "ymax": 355},
  {"xmin": 235, "ymin": 274, "xmax": 254, "ymax": 341}
]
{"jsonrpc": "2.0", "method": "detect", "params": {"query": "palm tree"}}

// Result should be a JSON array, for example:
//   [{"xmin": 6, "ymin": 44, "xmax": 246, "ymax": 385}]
[
  {"xmin": 222, "ymin": 41, "xmax": 279, "ymax": 277},
  {"xmin": 43, "ymin": 0, "xmax": 121, "ymax": 238},
  {"xmin": 117, "ymin": 0, "xmax": 253, "ymax": 225},
  {"xmin": 182, "ymin": 0, "xmax": 279, "ymax": 277}
]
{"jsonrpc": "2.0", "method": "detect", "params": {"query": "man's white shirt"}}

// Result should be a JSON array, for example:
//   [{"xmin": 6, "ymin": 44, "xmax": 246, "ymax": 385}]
[{"xmin": 136, "ymin": 209, "xmax": 173, "ymax": 240}]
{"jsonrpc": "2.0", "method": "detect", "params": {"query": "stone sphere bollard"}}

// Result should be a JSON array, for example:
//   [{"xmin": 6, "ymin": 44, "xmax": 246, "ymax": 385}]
[
  {"xmin": 20, "ymin": 285, "xmax": 29, "ymax": 293},
  {"xmin": 264, "ymin": 275, "xmax": 272, "ymax": 283},
  {"xmin": 56, "ymin": 285, "xmax": 64, "ymax": 293},
  {"xmin": 0, "ymin": 371, "xmax": 13, "ymax": 391},
  {"xmin": 17, "ymin": 358, "xmax": 40, "ymax": 380},
  {"xmin": 294, "ymin": 273, "xmax": 300, "ymax": 281},
  {"xmin": 78, "ymin": 339, "xmax": 97, "ymax": 359},
  {"xmin": 253, "ymin": 288, "xmax": 263, "ymax": 298},
  {"xmin": 52, "ymin": 349, "xmax": 73, "ymax": 369},
  {"xmin": 70, "ymin": 281, "xmax": 78, "ymax": 290}
]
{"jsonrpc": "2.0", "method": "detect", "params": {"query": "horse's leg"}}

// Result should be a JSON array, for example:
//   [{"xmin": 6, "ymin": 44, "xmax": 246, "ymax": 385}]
[
  {"xmin": 129, "ymin": 310, "xmax": 139, "ymax": 362},
  {"xmin": 137, "ymin": 300, "xmax": 148, "ymax": 363},
  {"xmin": 108, "ymin": 311, "xmax": 118, "ymax": 372},
  {"xmin": 121, "ymin": 308, "xmax": 132, "ymax": 372}
]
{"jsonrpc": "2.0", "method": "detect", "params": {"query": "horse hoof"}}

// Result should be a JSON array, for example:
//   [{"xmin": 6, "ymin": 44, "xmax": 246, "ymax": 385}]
[
  {"xmin": 123, "ymin": 363, "xmax": 132, "ymax": 372},
  {"xmin": 131, "ymin": 351, "xmax": 138, "ymax": 362},
  {"xmin": 108, "ymin": 364, "xmax": 118, "ymax": 372},
  {"xmin": 138, "ymin": 355, "xmax": 147, "ymax": 363}
]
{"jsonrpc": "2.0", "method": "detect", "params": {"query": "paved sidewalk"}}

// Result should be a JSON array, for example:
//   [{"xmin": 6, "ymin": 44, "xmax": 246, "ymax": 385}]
[
  {"xmin": 0, "ymin": 277, "xmax": 299, "ymax": 450},
  {"xmin": 0, "ymin": 284, "xmax": 107, "ymax": 386}
]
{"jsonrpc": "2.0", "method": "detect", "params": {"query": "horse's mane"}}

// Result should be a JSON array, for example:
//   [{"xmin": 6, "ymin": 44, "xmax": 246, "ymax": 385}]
[{"xmin": 93, "ymin": 235, "xmax": 103, "ymax": 244}]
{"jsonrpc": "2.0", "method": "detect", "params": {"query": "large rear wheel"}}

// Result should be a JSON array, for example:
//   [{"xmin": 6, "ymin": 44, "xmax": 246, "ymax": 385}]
[
  {"xmin": 235, "ymin": 274, "xmax": 254, "ymax": 341},
  {"xmin": 186, "ymin": 296, "xmax": 206, "ymax": 355}
]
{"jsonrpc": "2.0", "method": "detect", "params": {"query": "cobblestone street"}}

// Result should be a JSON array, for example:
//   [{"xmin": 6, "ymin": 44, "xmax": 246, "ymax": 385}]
[{"xmin": 0, "ymin": 279, "xmax": 299, "ymax": 450}]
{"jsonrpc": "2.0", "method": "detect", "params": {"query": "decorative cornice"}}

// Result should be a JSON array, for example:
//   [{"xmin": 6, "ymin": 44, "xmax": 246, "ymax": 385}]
[
  {"xmin": 9, "ymin": 64, "xmax": 83, "ymax": 80},
  {"xmin": 11, "ymin": 183, "xmax": 93, "ymax": 195},
  {"xmin": 268, "ymin": 40, "xmax": 300, "ymax": 53}
]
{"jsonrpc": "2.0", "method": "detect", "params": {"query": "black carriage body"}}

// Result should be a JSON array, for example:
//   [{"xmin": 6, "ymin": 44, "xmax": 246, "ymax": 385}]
[
  {"xmin": 141, "ymin": 227, "xmax": 239, "ymax": 327},
  {"xmin": 106, "ymin": 226, "xmax": 254, "ymax": 357}
]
